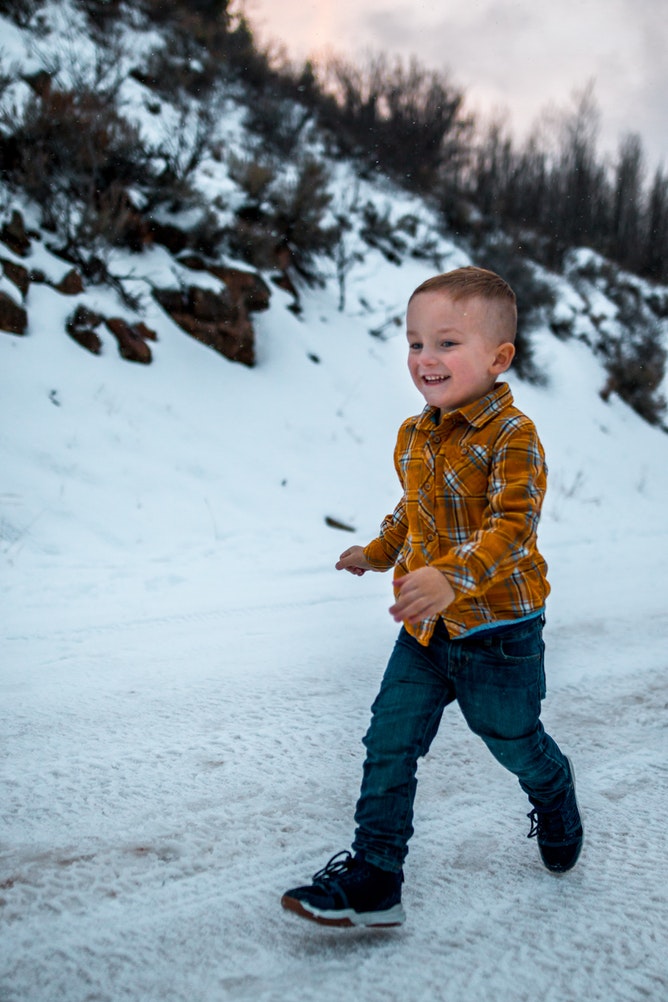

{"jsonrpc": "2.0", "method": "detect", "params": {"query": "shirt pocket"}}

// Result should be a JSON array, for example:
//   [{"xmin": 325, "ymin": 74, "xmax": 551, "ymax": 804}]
[{"xmin": 441, "ymin": 445, "xmax": 490, "ymax": 499}]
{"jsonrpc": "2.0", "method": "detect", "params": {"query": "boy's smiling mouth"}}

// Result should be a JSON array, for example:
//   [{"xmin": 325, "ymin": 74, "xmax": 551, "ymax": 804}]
[{"xmin": 422, "ymin": 374, "xmax": 449, "ymax": 383}]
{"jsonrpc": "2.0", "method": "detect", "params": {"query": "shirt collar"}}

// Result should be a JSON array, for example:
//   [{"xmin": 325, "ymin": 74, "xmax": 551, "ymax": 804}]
[{"xmin": 416, "ymin": 382, "xmax": 513, "ymax": 431}]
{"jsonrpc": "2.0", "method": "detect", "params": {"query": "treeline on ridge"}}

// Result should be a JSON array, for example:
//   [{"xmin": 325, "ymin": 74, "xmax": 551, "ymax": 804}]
[
  {"xmin": 1, "ymin": 0, "xmax": 666, "ymax": 285},
  {"xmin": 0, "ymin": 0, "xmax": 666, "ymax": 425}
]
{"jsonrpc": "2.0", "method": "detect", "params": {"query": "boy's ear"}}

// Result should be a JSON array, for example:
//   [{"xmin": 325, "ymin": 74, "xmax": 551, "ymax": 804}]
[{"xmin": 491, "ymin": 341, "xmax": 515, "ymax": 374}]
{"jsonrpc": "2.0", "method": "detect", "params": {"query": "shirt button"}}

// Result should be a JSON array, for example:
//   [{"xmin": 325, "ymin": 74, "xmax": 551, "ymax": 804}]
[
  {"xmin": 427, "ymin": 533, "xmax": 435, "ymax": 542},
  {"xmin": 433, "ymin": 436, "xmax": 441, "ymax": 444}
]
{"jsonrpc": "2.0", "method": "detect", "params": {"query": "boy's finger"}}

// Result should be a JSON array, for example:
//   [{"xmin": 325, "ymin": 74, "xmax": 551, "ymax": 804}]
[
  {"xmin": 390, "ymin": 587, "xmax": 437, "ymax": 621},
  {"xmin": 390, "ymin": 597, "xmax": 424, "ymax": 620}
]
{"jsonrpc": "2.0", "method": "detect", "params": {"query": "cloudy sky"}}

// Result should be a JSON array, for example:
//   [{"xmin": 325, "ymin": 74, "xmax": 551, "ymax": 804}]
[{"xmin": 244, "ymin": 0, "xmax": 667, "ymax": 173}]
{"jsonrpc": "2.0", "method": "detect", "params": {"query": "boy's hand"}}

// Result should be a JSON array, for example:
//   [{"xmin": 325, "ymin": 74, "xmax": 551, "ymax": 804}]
[
  {"xmin": 389, "ymin": 567, "xmax": 455, "ymax": 624},
  {"xmin": 336, "ymin": 546, "xmax": 374, "ymax": 576}
]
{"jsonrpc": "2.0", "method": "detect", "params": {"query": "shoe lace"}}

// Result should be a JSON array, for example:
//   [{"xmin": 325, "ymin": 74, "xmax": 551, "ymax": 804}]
[
  {"xmin": 527, "ymin": 803, "xmax": 574, "ymax": 841},
  {"xmin": 527, "ymin": 808, "xmax": 542, "ymax": 839},
  {"xmin": 312, "ymin": 851, "xmax": 356, "ymax": 887}
]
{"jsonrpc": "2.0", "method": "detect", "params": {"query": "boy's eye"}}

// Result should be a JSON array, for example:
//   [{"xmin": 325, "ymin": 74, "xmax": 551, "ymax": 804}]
[
  {"xmin": 440, "ymin": 340, "xmax": 456, "ymax": 348},
  {"xmin": 408, "ymin": 341, "xmax": 422, "ymax": 350}
]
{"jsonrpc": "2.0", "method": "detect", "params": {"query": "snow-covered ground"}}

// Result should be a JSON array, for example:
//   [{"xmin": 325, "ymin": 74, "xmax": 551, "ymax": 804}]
[{"xmin": 2, "ymin": 229, "xmax": 668, "ymax": 1002}]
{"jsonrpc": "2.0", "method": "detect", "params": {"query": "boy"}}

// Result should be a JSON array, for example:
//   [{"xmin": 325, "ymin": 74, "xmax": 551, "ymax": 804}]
[{"xmin": 281, "ymin": 267, "xmax": 582, "ymax": 928}]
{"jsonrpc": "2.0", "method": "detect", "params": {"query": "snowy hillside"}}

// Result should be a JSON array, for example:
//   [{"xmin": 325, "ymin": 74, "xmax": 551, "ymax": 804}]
[
  {"xmin": 2, "ymin": 4, "xmax": 668, "ymax": 1002},
  {"xmin": 3, "ymin": 230, "xmax": 668, "ymax": 1001}
]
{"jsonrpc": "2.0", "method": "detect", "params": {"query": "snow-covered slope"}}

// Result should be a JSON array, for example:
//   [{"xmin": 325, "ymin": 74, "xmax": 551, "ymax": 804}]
[
  {"xmin": 3, "ymin": 233, "xmax": 668, "ymax": 1002},
  {"xmin": 2, "ymin": 5, "xmax": 668, "ymax": 1001}
]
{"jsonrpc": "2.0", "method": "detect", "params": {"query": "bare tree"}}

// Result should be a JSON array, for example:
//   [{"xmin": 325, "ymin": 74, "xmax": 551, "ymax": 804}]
[{"xmin": 611, "ymin": 133, "xmax": 645, "ymax": 271}]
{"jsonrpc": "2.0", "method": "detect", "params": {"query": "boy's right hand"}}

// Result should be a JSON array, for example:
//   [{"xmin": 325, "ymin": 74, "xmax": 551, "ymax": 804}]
[{"xmin": 335, "ymin": 546, "xmax": 373, "ymax": 576}]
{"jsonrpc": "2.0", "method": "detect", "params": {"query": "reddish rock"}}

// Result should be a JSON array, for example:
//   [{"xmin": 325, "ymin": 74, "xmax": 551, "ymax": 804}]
[
  {"xmin": 106, "ymin": 317, "xmax": 152, "ymax": 364},
  {"xmin": 116, "ymin": 194, "xmax": 154, "ymax": 252},
  {"xmin": 56, "ymin": 269, "xmax": 84, "ymax": 295},
  {"xmin": 24, "ymin": 70, "xmax": 52, "ymax": 97},
  {"xmin": 1, "ymin": 258, "xmax": 30, "ymax": 297},
  {"xmin": 1, "ymin": 211, "xmax": 31, "ymax": 257},
  {"xmin": 131, "ymin": 321, "xmax": 157, "ymax": 342},
  {"xmin": 154, "ymin": 285, "xmax": 254, "ymax": 366},
  {"xmin": 149, "ymin": 221, "xmax": 189, "ymax": 255},
  {"xmin": 0, "ymin": 291, "xmax": 28, "ymax": 335},
  {"xmin": 153, "ymin": 267, "xmax": 270, "ymax": 367},
  {"xmin": 209, "ymin": 266, "xmax": 271, "ymax": 313},
  {"xmin": 179, "ymin": 254, "xmax": 208, "ymax": 271},
  {"xmin": 190, "ymin": 285, "xmax": 225, "ymax": 322},
  {"xmin": 66, "ymin": 306, "xmax": 103, "ymax": 355}
]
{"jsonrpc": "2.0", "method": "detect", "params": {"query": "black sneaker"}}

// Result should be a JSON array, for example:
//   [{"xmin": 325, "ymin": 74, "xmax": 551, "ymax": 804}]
[
  {"xmin": 527, "ymin": 761, "xmax": 583, "ymax": 873},
  {"xmin": 281, "ymin": 851, "xmax": 405, "ymax": 927}
]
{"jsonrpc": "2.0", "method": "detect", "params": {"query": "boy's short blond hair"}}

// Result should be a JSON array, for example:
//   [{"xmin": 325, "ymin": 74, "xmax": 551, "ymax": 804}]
[{"xmin": 409, "ymin": 266, "xmax": 517, "ymax": 344}]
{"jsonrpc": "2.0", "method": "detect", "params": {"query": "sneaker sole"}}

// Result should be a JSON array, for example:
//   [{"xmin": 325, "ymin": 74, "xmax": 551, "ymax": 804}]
[{"xmin": 281, "ymin": 894, "xmax": 405, "ymax": 928}]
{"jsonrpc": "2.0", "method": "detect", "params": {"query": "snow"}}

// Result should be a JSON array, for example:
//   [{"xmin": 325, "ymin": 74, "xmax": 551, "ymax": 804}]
[
  {"xmin": 2, "ymin": 6, "xmax": 668, "ymax": 1000},
  {"xmin": 2, "ymin": 246, "xmax": 668, "ymax": 1002}
]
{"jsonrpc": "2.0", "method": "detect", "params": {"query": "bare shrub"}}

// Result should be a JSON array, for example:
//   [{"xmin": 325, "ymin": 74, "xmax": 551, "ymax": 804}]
[
  {"xmin": 267, "ymin": 157, "xmax": 337, "ymax": 280},
  {"xmin": 359, "ymin": 202, "xmax": 406, "ymax": 264},
  {"xmin": 600, "ymin": 313, "xmax": 667, "ymax": 426},
  {"xmin": 228, "ymin": 154, "xmax": 276, "ymax": 204},
  {"xmin": 0, "ymin": 0, "xmax": 39, "ymax": 27},
  {"xmin": 244, "ymin": 95, "xmax": 312, "ymax": 157},
  {"xmin": 1, "ymin": 85, "xmax": 153, "ymax": 250},
  {"xmin": 227, "ymin": 156, "xmax": 336, "ymax": 281},
  {"xmin": 136, "ymin": 0, "xmax": 263, "ymax": 93},
  {"xmin": 132, "ymin": 39, "xmax": 219, "ymax": 102},
  {"xmin": 317, "ymin": 52, "xmax": 470, "ymax": 191},
  {"xmin": 77, "ymin": 0, "xmax": 125, "ymax": 36},
  {"xmin": 150, "ymin": 102, "xmax": 216, "ymax": 211}
]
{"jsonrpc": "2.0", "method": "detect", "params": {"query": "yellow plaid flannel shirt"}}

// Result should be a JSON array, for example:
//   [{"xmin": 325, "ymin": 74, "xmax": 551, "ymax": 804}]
[{"xmin": 363, "ymin": 382, "xmax": 550, "ymax": 644}]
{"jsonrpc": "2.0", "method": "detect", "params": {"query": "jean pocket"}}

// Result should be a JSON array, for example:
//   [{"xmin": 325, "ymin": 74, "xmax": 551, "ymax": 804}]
[
  {"xmin": 498, "ymin": 632, "xmax": 543, "ymax": 661},
  {"xmin": 497, "ymin": 628, "xmax": 546, "ymax": 697}
]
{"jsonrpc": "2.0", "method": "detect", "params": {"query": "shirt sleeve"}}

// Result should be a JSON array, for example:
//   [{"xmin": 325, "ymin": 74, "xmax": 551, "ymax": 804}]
[
  {"xmin": 362, "ymin": 425, "xmax": 410, "ymax": 570},
  {"xmin": 433, "ymin": 419, "xmax": 547, "ymax": 597},
  {"xmin": 363, "ymin": 494, "xmax": 408, "ymax": 569}
]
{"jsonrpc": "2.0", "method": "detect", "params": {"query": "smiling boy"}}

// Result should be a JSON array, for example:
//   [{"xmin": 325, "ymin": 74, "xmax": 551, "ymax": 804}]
[{"xmin": 281, "ymin": 267, "xmax": 583, "ymax": 927}]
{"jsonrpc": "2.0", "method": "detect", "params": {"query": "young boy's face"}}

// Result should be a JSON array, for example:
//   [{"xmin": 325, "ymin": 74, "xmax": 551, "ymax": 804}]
[{"xmin": 406, "ymin": 291, "xmax": 514, "ymax": 413}]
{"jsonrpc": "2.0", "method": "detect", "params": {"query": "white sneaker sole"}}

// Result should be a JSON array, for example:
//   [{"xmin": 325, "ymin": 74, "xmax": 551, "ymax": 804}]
[{"xmin": 282, "ymin": 894, "xmax": 405, "ymax": 927}]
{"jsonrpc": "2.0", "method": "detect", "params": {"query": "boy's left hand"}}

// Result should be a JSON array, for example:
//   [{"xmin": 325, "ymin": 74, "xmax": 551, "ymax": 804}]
[{"xmin": 389, "ymin": 568, "xmax": 455, "ymax": 624}]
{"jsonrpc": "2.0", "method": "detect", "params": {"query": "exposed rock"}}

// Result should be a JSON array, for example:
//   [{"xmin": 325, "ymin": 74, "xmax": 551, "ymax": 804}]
[
  {"xmin": 1, "ymin": 211, "xmax": 31, "ymax": 257},
  {"xmin": 208, "ymin": 266, "xmax": 271, "ymax": 313},
  {"xmin": 154, "ymin": 285, "xmax": 254, "ymax": 366},
  {"xmin": 24, "ymin": 70, "xmax": 52, "ymax": 97},
  {"xmin": 178, "ymin": 254, "xmax": 208, "ymax": 272},
  {"xmin": 132, "ymin": 321, "xmax": 157, "ymax": 341},
  {"xmin": 1, "ymin": 257, "xmax": 30, "ymax": 297},
  {"xmin": 149, "ymin": 221, "xmax": 189, "ymax": 256},
  {"xmin": 180, "ymin": 256, "xmax": 272, "ymax": 311},
  {"xmin": 55, "ymin": 269, "xmax": 85, "ymax": 295},
  {"xmin": 105, "ymin": 317, "xmax": 152, "ymax": 364},
  {"xmin": 153, "ymin": 267, "xmax": 271, "ymax": 367},
  {"xmin": 66, "ymin": 306, "xmax": 103, "ymax": 355},
  {"xmin": 0, "ymin": 291, "xmax": 28, "ymax": 335},
  {"xmin": 121, "ymin": 205, "xmax": 154, "ymax": 252}
]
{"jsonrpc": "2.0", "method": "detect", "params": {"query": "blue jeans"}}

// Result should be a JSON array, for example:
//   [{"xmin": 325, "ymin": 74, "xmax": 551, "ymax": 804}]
[{"xmin": 352, "ymin": 616, "xmax": 571, "ymax": 872}]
